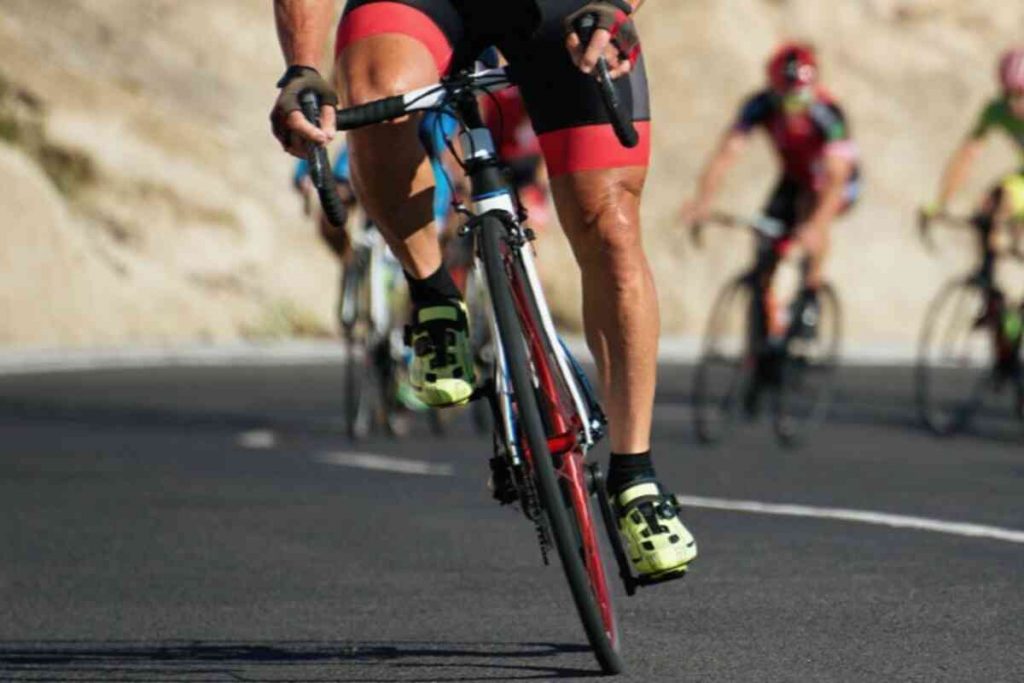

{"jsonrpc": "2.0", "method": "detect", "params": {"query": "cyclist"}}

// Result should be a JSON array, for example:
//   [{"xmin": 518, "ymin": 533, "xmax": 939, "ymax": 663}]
[
  {"xmin": 270, "ymin": 0, "xmax": 696, "ymax": 581},
  {"xmin": 683, "ymin": 42, "xmax": 860, "ymax": 334},
  {"xmin": 924, "ymin": 47, "xmax": 1024, "ymax": 287}
]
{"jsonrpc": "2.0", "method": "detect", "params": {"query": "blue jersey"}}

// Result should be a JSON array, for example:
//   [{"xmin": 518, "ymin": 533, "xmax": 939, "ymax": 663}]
[
  {"xmin": 293, "ymin": 146, "xmax": 350, "ymax": 186},
  {"xmin": 293, "ymin": 109, "xmax": 458, "ymax": 228}
]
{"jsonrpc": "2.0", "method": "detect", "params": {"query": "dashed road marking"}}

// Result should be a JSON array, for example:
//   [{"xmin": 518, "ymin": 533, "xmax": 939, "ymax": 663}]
[
  {"xmin": 236, "ymin": 430, "xmax": 277, "ymax": 449},
  {"xmin": 677, "ymin": 494, "xmax": 1024, "ymax": 545},
  {"xmin": 316, "ymin": 451, "xmax": 454, "ymax": 477}
]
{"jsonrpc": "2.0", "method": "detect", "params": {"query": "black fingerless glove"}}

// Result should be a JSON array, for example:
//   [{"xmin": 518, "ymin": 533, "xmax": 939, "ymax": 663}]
[
  {"xmin": 563, "ymin": 1, "xmax": 639, "ymax": 64},
  {"xmin": 270, "ymin": 66, "xmax": 339, "ymax": 142}
]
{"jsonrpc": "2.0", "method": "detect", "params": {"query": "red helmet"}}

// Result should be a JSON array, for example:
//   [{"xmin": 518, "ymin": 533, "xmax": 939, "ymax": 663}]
[
  {"xmin": 768, "ymin": 43, "xmax": 818, "ymax": 93},
  {"xmin": 999, "ymin": 47, "xmax": 1024, "ymax": 92}
]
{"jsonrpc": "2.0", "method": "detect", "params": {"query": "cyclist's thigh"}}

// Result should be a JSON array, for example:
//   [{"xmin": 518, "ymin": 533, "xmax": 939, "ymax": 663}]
[
  {"xmin": 499, "ymin": 0, "xmax": 651, "ymax": 180},
  {"xmin": 500, "ymin": 0, "xmax": 650, "ymax": 251},
  {"xmin": 334, "ymin": 0, "xmax": 462, "ymax": 105}
]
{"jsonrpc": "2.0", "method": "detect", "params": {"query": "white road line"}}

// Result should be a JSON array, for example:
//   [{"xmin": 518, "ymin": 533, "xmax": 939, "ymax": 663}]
[
  {"xmin": 315, "ymin": 451, "xmax": 454, "ymax": 477},
  {"xmin": 236, "ymin": 430, "xmax": 277, "ymax": 449},
  {"xmin": 677, "ymin": 495, "xmax": 1024, "ymax": 545}
]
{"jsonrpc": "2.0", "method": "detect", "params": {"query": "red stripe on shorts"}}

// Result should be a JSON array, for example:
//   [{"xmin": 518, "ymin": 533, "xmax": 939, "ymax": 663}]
[
  {"xmin": 335, "ymin": 2, "xmax": 453, "ymax": 74},
  {"xmin": 538, "ymin": 121, "xmax": 651, "ymax": 177}
]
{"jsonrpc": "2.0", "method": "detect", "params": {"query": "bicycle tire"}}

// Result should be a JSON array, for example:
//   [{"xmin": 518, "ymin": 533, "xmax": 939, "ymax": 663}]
[
  {"xmin": 479, "ymin": 215, "xmax": 623, "ymax": 675},
  {"xmin": 774, "ymin": 282, "xmax": 842, "ymax": 447},
  {"xmin": 916, "ymin": 277, "xmax": 992, "ymax": 436},
  {"xmin": 693, "ymin": 276, "xmax": 756, "ymax": 445},
  {"xmin": 342, "ymin": 260, "xmax": 374, "ymax": 440}
]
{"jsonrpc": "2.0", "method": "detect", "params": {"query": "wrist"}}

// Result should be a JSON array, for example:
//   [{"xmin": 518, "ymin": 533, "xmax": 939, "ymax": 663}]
[{"xmin": 276, "ymin": 64, "xmax": 321, "ymax": 89}]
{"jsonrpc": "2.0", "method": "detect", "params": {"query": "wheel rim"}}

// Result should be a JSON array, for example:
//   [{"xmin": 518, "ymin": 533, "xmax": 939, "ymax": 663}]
[
  {"xmin": 694, "ymin": 280, "xmax": 754, "ymax": 443},
  {"xmin": 559, "ymin": 451, "xmax": 618, "ymax": 648},
  {"xmin": 775, "ymin": 284, "xmax": 841, "ymax": 442},
  {"xmin": 917, "ymin": 280, "xmax": 992, "ymax": 435}
]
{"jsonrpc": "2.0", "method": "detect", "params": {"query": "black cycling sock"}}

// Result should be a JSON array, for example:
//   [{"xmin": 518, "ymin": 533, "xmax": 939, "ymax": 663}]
[
  {"xmin": 405, "ymin": 265, "xmax": 461, "ymax": 308},
  {"xmin": 606, "ymin": 450, "xmax": 656, "ymax": 495}
]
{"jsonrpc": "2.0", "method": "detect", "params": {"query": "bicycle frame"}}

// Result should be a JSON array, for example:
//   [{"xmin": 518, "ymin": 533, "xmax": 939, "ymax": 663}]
[{"xmin": 446, "ymin": 79, "xmax": 601, "ymax": 464}]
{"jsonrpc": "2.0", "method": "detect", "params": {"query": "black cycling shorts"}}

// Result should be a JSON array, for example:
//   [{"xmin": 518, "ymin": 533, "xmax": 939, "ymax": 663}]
[
  {"xmin": 336, "ymin": 0, "xmax": 651, "ymax": 176},
  {"xmin": 764, "ymin": 173, "xmax": 861, "ymax": 233}
]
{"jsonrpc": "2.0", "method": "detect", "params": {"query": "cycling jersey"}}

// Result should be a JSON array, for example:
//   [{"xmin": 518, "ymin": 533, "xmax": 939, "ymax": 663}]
[
  {"xmin": 336, "ymin": 0, "xmax": 651, "ymax": 176},
  {"xmin": 734, "ymin": 88, "xmax": 859, "ymax": 191},
  {"xmin": 970, "ymin": 97, "xmax": 1024, "ymax": 218},
  {"xmin": 970, "ymin": 96, "xmax": 1024, "ymax": 158}
]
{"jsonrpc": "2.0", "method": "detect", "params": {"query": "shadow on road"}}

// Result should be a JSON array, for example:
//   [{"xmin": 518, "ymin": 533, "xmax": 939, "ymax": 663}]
[{"xmin": 0, "ymin": 640, "xmax": 601, "ymax": 682}]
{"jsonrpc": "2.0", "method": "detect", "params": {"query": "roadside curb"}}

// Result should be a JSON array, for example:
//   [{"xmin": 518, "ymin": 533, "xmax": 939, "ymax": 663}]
[
  {"xmin": 0, "ymin": 337, "xmax": 918, "ymax": 376},
  {"xmin": 0, "ymin": 342, "xmax": 347, "ymax": 376}
]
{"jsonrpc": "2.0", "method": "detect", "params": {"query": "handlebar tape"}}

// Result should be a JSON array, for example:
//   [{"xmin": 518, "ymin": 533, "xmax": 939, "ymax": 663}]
[
  {"xmin": 298, "ymin": 90, "xmax": 349, "ymax": 228},
  {"xmin": 336, "ymin": 96, "xmax": 407, "ymax": 131}
]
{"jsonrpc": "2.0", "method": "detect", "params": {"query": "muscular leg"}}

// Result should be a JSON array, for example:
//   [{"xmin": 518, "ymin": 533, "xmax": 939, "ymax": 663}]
[
  {"xmin": 551, "ymin": 167, "xmax": 657, "ymax": 454},
  {"xmin": 800, "ymin": 226, "xmax": 830, "ymax": 290},
  {"xmin": 335, "ymin": 34, "xmax": 443, "ymax": 278}
]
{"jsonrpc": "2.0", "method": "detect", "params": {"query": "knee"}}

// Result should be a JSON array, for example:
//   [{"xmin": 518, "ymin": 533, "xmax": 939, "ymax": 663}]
[
  {"xmin": 341, "ymin": 67, "xmax": 414, "ymax": 108},
  {"xmin": 569, "ymin": 179, "xmax": 646, "ymax": 281},
  {"xmin": 337, "ymin": 39, "xmax": 439, "ymax": 108}
]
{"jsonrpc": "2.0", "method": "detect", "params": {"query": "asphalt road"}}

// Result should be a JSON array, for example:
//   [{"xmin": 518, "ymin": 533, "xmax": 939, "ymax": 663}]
[{"xmin": 1, "ymin": 363, "xmax": 1022, "ymax": 682}]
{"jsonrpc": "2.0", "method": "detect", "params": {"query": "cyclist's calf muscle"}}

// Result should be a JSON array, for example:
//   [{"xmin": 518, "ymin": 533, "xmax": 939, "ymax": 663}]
[
  {"xmin": 552, "ymin": 167, "xmax": 658, "ymax": 454},
  {"xmin": 336, "ymin": 34, "xmax": 446, "ymax": 278}
]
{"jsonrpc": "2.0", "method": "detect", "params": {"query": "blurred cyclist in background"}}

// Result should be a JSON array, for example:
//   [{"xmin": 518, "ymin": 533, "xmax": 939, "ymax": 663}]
[
  {"xmin": 481, "ymin": 83, "xmax": 551, "ymax": 234},
  {"xmin": 924, "ymin": 47, "xmax": 1024, "ymax": 285},
  {"xmin": 683, "ymin": 42, "xmax": 860, "ymax": 333}
]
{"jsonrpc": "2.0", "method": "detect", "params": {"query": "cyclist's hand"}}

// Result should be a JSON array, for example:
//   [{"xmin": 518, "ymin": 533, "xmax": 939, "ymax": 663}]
[
  {"xmin": 270, "ymin": 66, "xmax": 338, "ymax": 158},
  {"xmin": 920, "ymin": 201, "xmax": 944, "ymax": 221},
  {"xmin": 564, "ymin": 1, "xmax": 639, "ymax": 79}
]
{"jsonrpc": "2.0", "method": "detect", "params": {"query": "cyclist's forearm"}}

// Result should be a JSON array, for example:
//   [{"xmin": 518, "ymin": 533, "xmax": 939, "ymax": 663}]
[
  {"xmin": 274, "ymin": 0, "xmax": 335, "ymax": 68},
  {"xmin": 696, "ymin": 135, "xmax": 744, "ymax": 208},
  {"xmin": 937, "ymin": 140, "xmax": 982, "ymax": 207}
]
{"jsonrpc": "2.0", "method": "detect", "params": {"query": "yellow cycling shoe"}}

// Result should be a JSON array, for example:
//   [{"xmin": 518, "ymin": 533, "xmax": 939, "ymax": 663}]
[
  {"xmin": 615, "ymin": 481, "xmax": 697, "ymax": 579},
  {"xmin": 406, "ymin": 301, "xmax": 476, "ymax": 408}
]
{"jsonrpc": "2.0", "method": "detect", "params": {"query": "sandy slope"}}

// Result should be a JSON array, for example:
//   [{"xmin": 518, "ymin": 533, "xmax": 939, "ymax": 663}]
[{"xmin": 1, "ymin": 0, "xmax": 1022, "ymax": 348}]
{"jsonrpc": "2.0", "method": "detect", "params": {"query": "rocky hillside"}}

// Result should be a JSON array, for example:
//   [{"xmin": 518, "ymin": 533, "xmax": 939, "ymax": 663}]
[
  {"xmin": 1, "ymin": 0, "xmax": 1023, "ymax": 349},
  {"xmin": 0, "ymin": 0, "xmax": 335, "ymax": 347}
]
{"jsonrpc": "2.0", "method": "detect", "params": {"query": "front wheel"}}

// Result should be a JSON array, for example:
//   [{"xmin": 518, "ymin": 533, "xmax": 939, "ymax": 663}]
[
  {"xmin": 693, "ymin": 276, "xmax": 757, "ymax": 445},
  {"xmin": 479, "ymin": 215, "xmax": 623, "ymax": 675},
  {"xmin": 916, "ymin": 277, "xmax": 993, "ymax": 436},
  {"xmin": 774, "ymin": 283, "xmax": 842, "ymax": 446}
]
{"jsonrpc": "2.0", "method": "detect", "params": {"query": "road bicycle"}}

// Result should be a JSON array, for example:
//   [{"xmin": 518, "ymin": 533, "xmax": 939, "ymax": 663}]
[
  {"xmin": 916, "ymin": 210, "xmax": 1024, "ymax": 435},
  {"xmin": 690, "ymin": 213, "xmax": 842, "ymax": 447},
  {"xmin": 337, "ymin": 219, "xmax": 424, "ymax": 440},
  {"xmin": 298, "ymin": 23, "xmax": 670, "ymax": 674}
]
